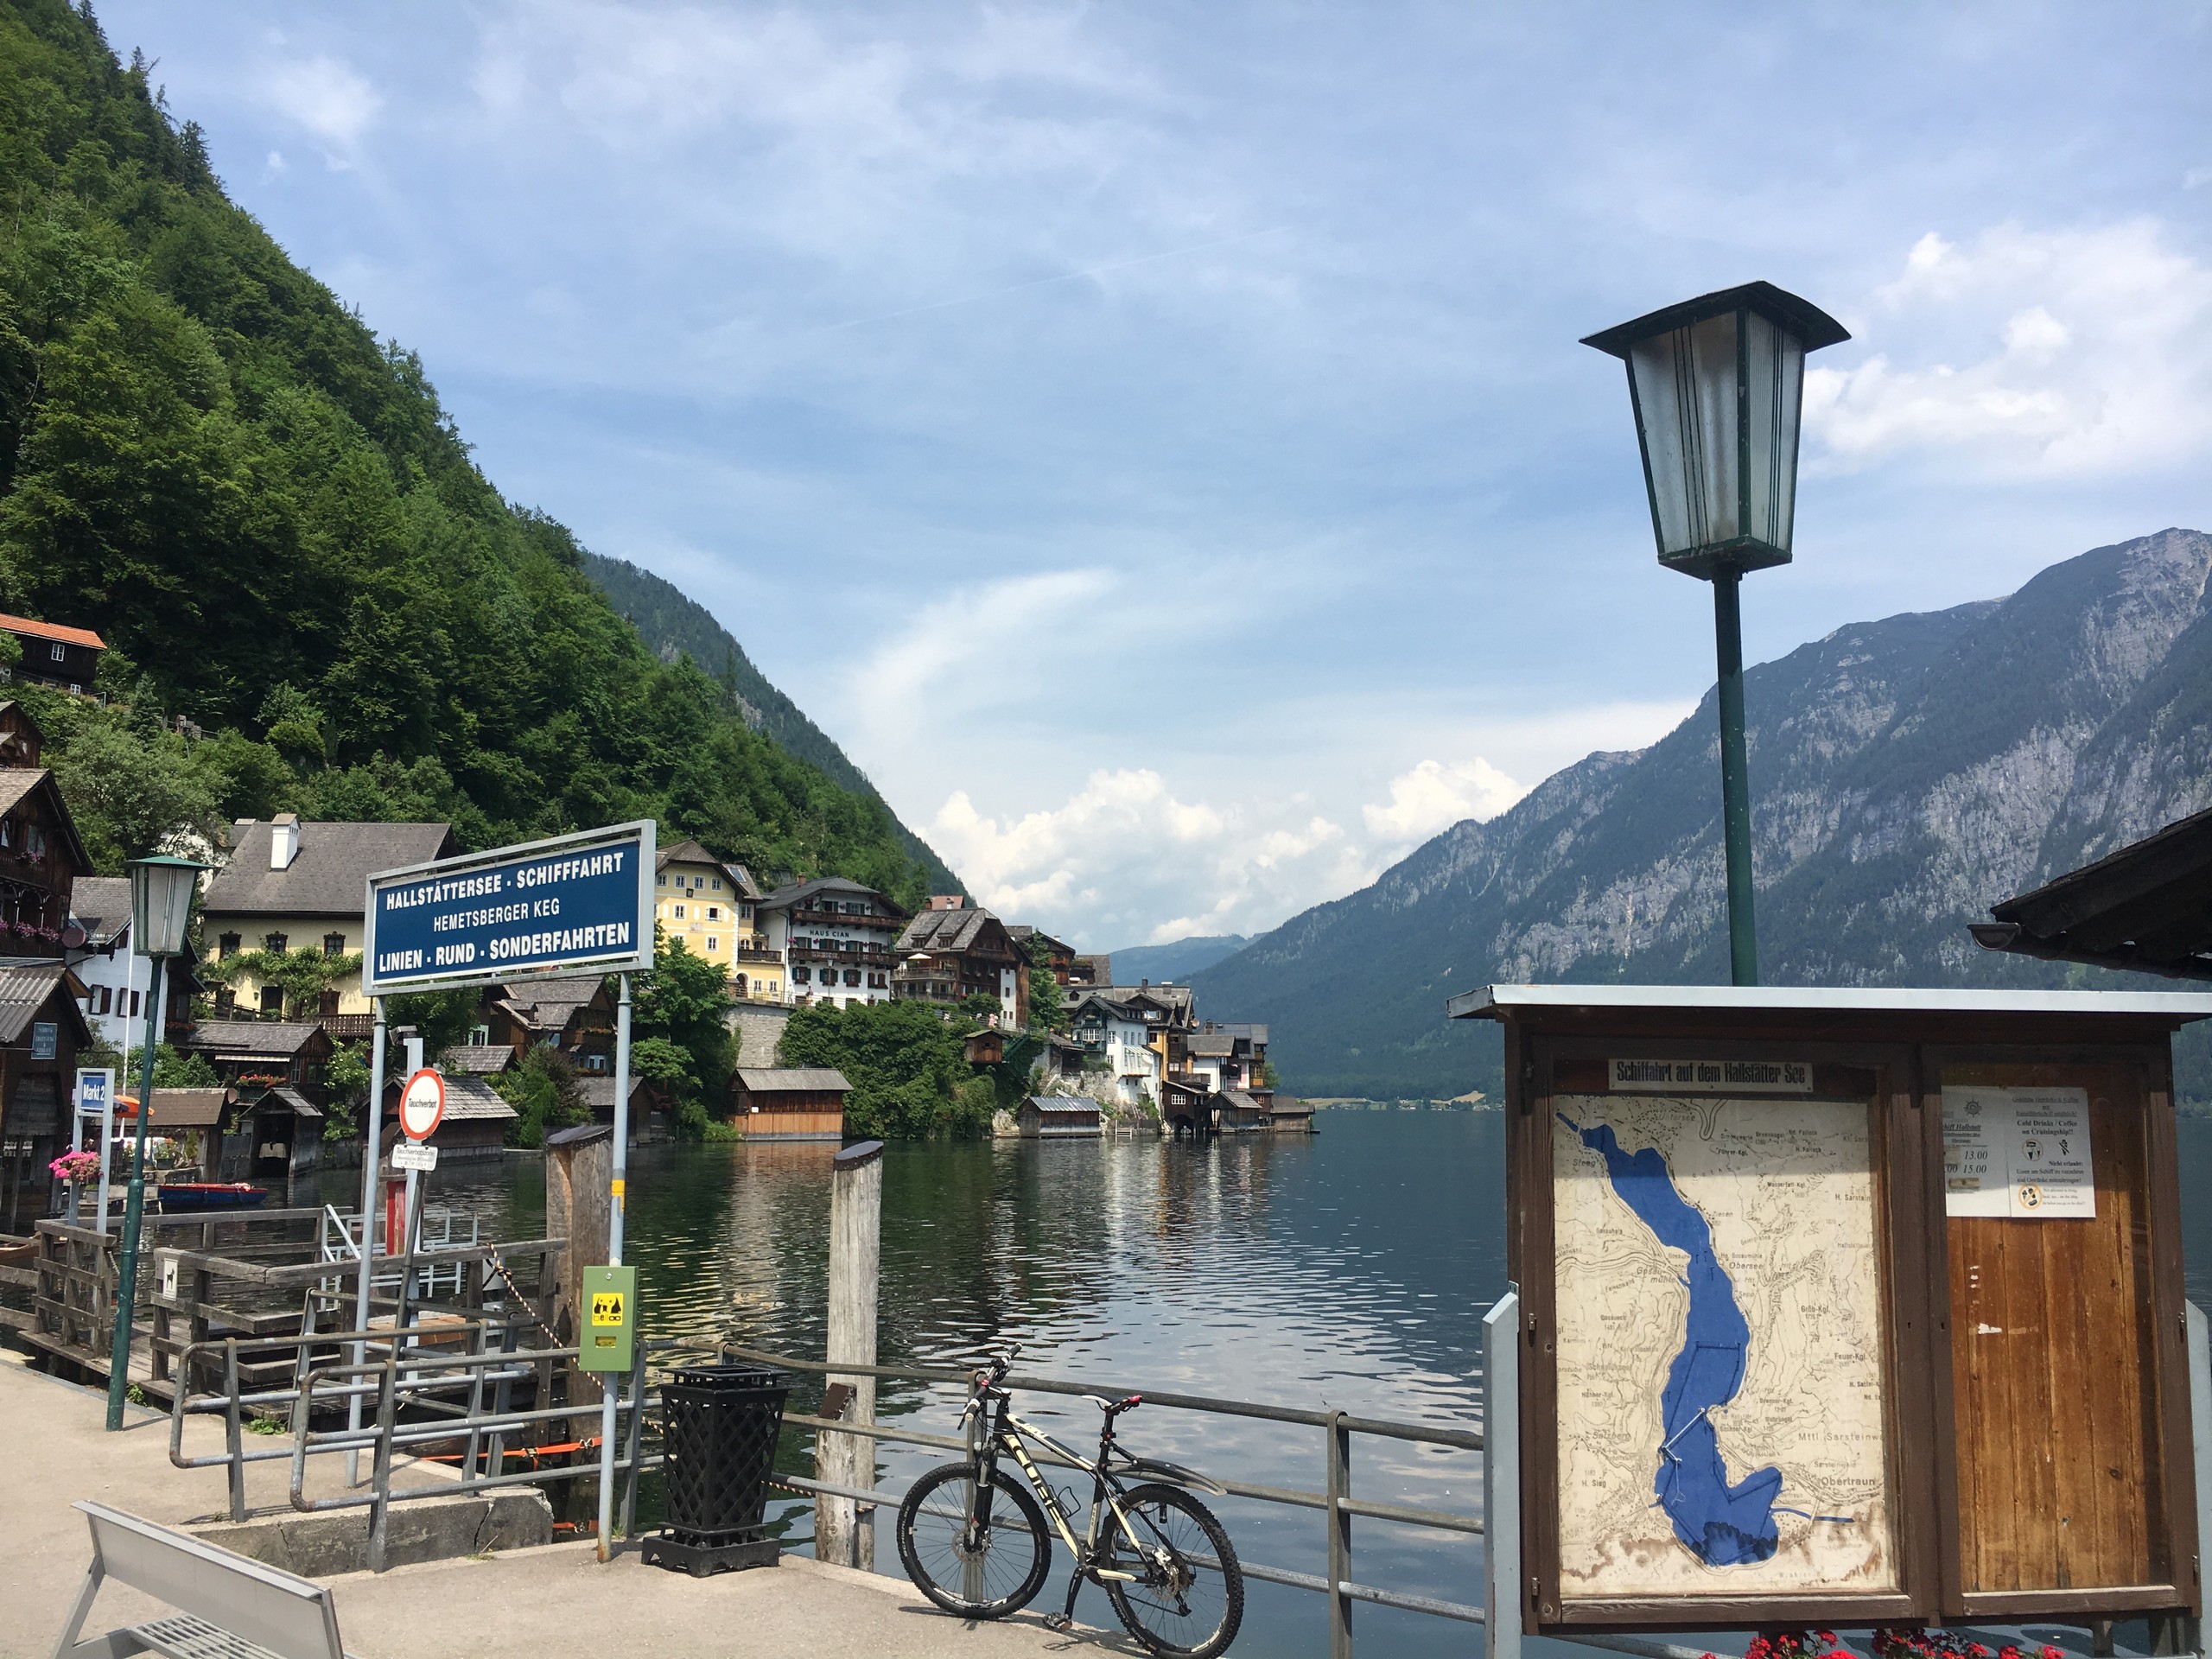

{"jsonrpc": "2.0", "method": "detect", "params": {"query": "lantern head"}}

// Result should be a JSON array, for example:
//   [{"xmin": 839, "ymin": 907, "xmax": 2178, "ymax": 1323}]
[
  {"xmin": 1582, "ymin": 281, "xmax": 1849, "ymax": 581},
  {"xmin": 129, "ymin": 853, "xmax": 207, "ymax": 959}
]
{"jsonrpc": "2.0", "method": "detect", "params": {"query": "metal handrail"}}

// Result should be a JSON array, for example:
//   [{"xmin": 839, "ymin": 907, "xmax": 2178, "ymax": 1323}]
[{"xmin": 710, "ymin": 1340, "xmax": 1489, "ymax": 1633}]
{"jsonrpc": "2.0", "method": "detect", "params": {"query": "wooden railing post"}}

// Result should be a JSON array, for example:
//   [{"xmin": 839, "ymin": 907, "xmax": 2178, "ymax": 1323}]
[{"xmin": 817, "ymin": 1140, "xmax": 883, "ymax": 1570}]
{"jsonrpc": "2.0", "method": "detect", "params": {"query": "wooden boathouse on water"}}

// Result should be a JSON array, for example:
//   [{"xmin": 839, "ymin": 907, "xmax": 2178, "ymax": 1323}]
[
  {"xmin": 730, "ymin": 1067, "xmax": 849, "ymax": 1141},
  {"xmin": 1017, "ymin": 1096, "xmax": 1102, "ymax": 1138}
]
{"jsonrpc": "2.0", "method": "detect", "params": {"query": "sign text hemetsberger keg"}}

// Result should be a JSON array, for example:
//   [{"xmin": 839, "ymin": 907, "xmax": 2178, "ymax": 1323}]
[{"xmin": 362, "ymin": 821, "xmax": 655, "ymax": 995}]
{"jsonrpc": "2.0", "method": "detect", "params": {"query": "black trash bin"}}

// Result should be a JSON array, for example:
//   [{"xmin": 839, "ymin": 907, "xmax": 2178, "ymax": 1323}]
[{"xmin": 640, "ymin": 1363, "xmax": 791, "ymax": 1576}]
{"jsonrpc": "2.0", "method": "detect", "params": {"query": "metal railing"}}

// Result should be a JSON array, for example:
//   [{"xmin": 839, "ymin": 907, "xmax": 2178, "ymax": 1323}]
[
  {"xmin": 168, "ymin": 1312, "xmax": 653, "ymax": 1573},
  {"xmin": 714, "ymin": 1340, "xmax": 1491, "ymax": 1650}
]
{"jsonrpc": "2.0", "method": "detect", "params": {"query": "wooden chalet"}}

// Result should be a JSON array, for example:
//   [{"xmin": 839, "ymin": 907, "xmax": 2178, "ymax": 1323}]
[
  {"xmin": 140, "ymin": 1088, "xmax": 232, "ymax": 1181},
  {"xmin": 582, "ymin": 1073, "xmax": 661, "ymax": 1146},
  {"xmin": 893, "ymin": 900, "xmax": 1030, "ymax": 1027},
  {"xmin": 0, "ymin": 960, "xmax": 92, "ymax": 1223},
  {"xmin": 1266, "ymin": 1094, "xmax": 1316, "ymax": 1134},
  {"xmin": 0, "ymin": 755, "xmax": 91, "ymax": 953},
  {"xmin": 1017, "ymin": 1096, "xmax": 1102, "ymax": 1138},
  {"xmin": 731, "ymin": 1067, "xmax": 849, "ymax": 1141},
  {"xmin": 482, "ymin": 976, "xmax": 616, "ymax": 1075},
  {"xmin": 0, "ymin": 613, "xmax": 105, "ymax": 696},
  {"xmin": 1007, "ymin": 925, "xmax": 1076, "ymax": 984},
  {"xmin": 963, "ymin": 1027, "xmax": 1006, "ymax": 1066}
]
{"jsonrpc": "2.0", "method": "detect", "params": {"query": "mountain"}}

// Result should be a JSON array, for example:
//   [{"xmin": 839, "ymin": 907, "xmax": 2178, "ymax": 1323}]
[
  {"xmin": 0, "ymin": 1, "xmax": 950, "ymax": 906},
  {"xmin": 583, "ymin": 552, "xmax": 961, "ymax": 894},
  {"xmin": 1104, "ymin": 935, "xmax": 1249, "ymax": 984},
  {"xmin": 1194, "ymin": 529, "xmax": 2212, "ymax": 1101}
]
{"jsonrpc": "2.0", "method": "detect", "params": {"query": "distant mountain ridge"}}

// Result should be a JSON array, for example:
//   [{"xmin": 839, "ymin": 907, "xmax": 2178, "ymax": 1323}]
[
  {"xmin": 1104, "ymin": 934, "xmax": 1249, "ymax": 984},
  {"xmin": 583, "ymin": 552, "xmax": 963, "ymax": 895},
  {"xmin": 1193, "ymin": 529, "xmax": 2212, "ymax": 1100}
]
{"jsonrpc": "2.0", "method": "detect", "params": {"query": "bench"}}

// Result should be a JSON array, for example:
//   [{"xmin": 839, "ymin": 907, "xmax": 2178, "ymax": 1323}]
[{"xmin": 50, "ymin": 1502, "xmax": 353, "ymax": 1659}]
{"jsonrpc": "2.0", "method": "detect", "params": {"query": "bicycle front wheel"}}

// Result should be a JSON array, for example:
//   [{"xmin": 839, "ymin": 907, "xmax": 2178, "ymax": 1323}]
[
  {"xmin": 1104, "ymin": 1482, "xmax": 1245, "ymax": 1657},
  {"xmin": 895, "ymin": 1461, "xmax": 1052, "ymax": 1619}
]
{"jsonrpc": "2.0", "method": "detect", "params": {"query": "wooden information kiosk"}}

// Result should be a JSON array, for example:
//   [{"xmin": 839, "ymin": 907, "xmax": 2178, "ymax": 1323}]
[{"xmin": 1452, "ymin": 984, "xmax": 2212, "ymax": 1643}]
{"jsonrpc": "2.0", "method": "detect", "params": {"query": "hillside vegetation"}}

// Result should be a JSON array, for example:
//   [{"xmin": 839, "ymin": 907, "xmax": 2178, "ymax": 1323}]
[{"xmin": 0, "ymin": 0, "xmax": 944, "ymax": 905}]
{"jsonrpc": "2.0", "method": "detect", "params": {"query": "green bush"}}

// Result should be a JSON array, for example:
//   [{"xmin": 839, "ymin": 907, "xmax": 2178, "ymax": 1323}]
[{"xmin": 778, "ymin": 1000, "xmax": 995, "ymax": 1140}]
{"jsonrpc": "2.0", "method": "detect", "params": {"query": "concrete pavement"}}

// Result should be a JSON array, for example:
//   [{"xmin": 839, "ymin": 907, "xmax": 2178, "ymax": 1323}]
[{"xmin": 0, "ymin": 1347, "xmax": 1128, "ymax": 1659}]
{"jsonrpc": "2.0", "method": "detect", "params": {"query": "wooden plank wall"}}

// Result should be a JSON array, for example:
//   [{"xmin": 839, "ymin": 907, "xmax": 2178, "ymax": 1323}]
[{"xmin": 1945, "ymin": 1062, "xmax": 2165, "ymax": 1596}]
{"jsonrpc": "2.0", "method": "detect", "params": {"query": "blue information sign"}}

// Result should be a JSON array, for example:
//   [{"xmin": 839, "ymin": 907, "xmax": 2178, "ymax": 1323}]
[{"xmin": 362, "ymin": 821, "xmax": 656, "ymax": 995}]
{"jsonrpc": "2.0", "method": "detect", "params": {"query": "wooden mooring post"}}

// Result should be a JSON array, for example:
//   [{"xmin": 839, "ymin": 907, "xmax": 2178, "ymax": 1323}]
[
  {"xmin": 544, "ymin": 1123, "xmax": 613, "ymax": 1416},
  {"xmin": 817, "ymin": 1139, "xmax": 883, "ymax": 1570}
]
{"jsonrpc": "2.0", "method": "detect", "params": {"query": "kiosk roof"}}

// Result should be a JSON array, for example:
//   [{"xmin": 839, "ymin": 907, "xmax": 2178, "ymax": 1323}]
[{"xmin": 1447, "ymin": 982, "xmax": 2212, "ymax": 1022}]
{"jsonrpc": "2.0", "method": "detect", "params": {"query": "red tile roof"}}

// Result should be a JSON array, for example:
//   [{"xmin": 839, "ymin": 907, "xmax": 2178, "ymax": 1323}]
[{"xmin": 0, "ymin": 613, "xmax": 105, "ymax": 651}]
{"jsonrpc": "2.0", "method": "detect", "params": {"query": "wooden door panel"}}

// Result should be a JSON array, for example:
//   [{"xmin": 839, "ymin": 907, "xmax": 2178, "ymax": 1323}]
[{"xmin": 1944, "ymin": 1065, "xmax": 2164, "ymax": 1594}]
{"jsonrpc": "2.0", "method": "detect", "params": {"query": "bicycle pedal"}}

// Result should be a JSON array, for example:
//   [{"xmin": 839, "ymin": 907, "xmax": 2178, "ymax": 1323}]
[{"xmin": 1040, "ymin": 1613, "xmax": 1072, "ymax": 1631}]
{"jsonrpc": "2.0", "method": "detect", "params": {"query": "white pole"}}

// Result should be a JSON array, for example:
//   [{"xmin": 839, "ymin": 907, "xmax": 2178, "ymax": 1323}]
[
  {"xmin": 348, "ymin": 999, "xmax": 387, "ymax": 1486},
  {"xmin": 95, "ymin": 1070, "xmax": 114, "ymax": 1230},
  {"xmin": 596, "ymin": 974, "xmax": 632, "ymax": 1562}
]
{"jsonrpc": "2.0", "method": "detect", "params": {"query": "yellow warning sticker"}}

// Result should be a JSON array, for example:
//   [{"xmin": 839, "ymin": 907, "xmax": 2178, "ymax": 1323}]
[{"xmin": 590, "ymin": 1292, "xmax": 625, "ymax": 1327}]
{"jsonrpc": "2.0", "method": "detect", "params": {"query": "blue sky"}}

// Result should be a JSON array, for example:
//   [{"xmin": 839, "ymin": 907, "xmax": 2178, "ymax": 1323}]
[{"xmin": 99, "ymin": 1, "xmax": 2212, "ymax": 949}]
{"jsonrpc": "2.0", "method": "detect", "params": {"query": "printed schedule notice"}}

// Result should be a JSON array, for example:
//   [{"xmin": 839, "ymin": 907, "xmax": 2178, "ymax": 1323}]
[{"xmin": 1941, "ymin": 1085, "xmax": 2095, "ymax": 1218}]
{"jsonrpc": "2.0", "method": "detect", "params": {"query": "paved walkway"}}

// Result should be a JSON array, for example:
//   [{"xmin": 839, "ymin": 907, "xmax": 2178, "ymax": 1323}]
[{"xmin": 0, "ymin": 1349, "xmax": 1125, "ymax": 1659}]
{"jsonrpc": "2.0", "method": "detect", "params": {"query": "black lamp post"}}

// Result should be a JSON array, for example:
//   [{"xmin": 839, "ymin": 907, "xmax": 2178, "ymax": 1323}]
[
  {"xmin": 105, "ymin": 852, "xmax": 206, "ymax": 1429},
  {"xmin": 1582, "ymin": 282, "xmax": 1849, "ymax": 986}
]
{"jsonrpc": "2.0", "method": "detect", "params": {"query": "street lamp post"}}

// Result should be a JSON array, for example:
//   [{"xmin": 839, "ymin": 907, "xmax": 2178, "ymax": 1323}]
[
  {"xmin": 1582, "ymin": 283, "xmax": 1849, "ymax": 986},
  {"xmin": 105, "ymin": 853, "xmax": 207, "ymax": 1429}
]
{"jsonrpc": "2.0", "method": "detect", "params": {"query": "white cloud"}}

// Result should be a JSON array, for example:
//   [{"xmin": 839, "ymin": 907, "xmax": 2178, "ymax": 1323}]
[
  {"xmin": 1805, "ymin": 221, "xmax": 2212, "ymax": 478},
  {"xmin": 260, "ymin": 54, "xmax": 381, "ymax": 152},
  {"xmin": 930, "ymin": 771, "xmax": 1371, "ymax": 949},
  {"xmin": 1362, "ymin": 757, "xmax": 1525, "ymax": 848}
]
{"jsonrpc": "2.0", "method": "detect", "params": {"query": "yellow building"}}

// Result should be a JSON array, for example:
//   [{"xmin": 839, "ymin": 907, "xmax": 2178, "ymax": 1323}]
[
  {"xmin": 653, "ymin": 839, "xmax": 783, "ymax": 1002},
  {"xmin": 200, "ymin": 816, "xmax": 457, "ymax": 1035}
]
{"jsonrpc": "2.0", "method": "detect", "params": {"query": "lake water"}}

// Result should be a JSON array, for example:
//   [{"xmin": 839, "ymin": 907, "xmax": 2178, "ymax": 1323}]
[{"xmin": 375, "ymin": 1110, "xmax": 2212, "ymax": 1659}]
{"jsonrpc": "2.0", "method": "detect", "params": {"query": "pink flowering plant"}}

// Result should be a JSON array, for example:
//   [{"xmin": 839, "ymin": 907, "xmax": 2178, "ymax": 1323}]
[
  {"xmin": 1872, "ymin": 1633, "xmax": 2061, "ymax": 1659},
  {"xmin": 1700, "ymin": 1634, "xmax": 2063, "ymax": 1659},
  {"xmin": 48, "ymin": 1149, "xmax": 100, "ymax": 1183}
]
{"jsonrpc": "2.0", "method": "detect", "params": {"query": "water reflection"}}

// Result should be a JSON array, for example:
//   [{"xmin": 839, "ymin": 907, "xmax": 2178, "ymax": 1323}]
[{"xmin": 340, "ymin": 1112, "xmax": 1503, "ymax": 1657}]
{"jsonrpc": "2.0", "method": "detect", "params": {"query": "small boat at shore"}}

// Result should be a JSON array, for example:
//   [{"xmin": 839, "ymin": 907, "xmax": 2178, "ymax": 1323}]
[{"xmin": 155, "ymin": 1182, "xmax": 270, "ymax": 1213}]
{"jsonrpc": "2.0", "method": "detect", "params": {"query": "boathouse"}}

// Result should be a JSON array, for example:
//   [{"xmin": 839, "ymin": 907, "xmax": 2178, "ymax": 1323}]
[
  {"xmin": 731, "ymin": 1067, "xmax": 849, "ymax": 1141},
  {"xmin": 0, "ymin": 961, "xmax": 92, "ymax": 1222},
  {"xmin": 1266, "ymin": 1094, "xmax": 1315, "ymax": 1133},
  {"xmin": 376, "ymin": 1070, "xmax": 518, "ymax": 1159},
  {"xmin": 140, "ymin": 1086, "xmax": 231, "ymax": 1179},
  {"xmin": 1017, "ymin": 1096, "xmax": 1102, "ymax": 1138},
  {"xmin": 582, "ymin": 1073, "xmax": 660, "ymax": 1145}
]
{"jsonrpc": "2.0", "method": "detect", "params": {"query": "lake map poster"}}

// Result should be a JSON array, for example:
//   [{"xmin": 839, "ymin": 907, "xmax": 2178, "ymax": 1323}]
[{"xmin": 1551, "ymin": 1093, "xmax": 1896, "ymax": 1599}]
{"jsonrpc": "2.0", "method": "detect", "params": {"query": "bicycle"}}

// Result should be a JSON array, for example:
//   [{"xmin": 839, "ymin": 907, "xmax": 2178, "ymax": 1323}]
[{"xmin": 894, "ymin": 1346, "xmax": 1245, "ymax": 1657}]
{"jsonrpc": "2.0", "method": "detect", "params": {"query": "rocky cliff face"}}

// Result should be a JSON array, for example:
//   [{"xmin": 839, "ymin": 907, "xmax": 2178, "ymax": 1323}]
[{"xmin": 1195, "ymin": 529, "xmax": 2212, "ymax": 1099}]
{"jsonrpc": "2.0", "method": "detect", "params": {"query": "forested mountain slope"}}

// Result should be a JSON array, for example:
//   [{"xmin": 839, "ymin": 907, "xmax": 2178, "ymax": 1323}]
[
  {"xmin": 583, "ymin": 552, "xmax": 959, "ymax": 894},
  {"xmin": 1195, "ymin": 529, "xmax": 2212, "ymax": 1099},
  {"xmin": 0, "ymin": 0, "xmax": 949, "ymax": 905}
]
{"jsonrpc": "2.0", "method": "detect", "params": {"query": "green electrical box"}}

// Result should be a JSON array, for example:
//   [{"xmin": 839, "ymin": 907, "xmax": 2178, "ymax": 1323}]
[{"xmin": 579, "ymin": 1264, "xmax": 637, "ymax": 1372}]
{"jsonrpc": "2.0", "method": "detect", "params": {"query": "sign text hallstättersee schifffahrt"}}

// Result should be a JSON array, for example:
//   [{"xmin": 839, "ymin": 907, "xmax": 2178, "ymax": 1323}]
[{"xmin": 362, "ymin": 821, "xmax": 656, "ymax": 995}]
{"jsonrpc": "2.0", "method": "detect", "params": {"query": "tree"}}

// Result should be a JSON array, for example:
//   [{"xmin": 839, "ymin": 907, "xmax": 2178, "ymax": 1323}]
[
  {"xmin": 46, "ymin": 704, "xmax": 224, "ymax": 870},
  {"xmin": 1026, "ymin": 936, "xmax": 1065, "ymax": 1033},
  {"xmin": 778, "ymin": 999, "xmax": 995, "ymax": 1140},
  {"xmin": 632, "ymin": 932, "xmax": 734, "ymax": 1107},
  {"xmin": 493, "ymin": 1045, "xmax": 588, "ymax": 1147}
]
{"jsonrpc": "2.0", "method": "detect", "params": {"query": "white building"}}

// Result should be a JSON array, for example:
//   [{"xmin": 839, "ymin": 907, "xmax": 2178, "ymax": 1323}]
[
  {"xmin": 1065, "ymin": 991, "xmax": 1162, "ymax": 1110},
  {"xmin": 68, "ymin": 875, "xmax": 155, "ymax": 1052}
]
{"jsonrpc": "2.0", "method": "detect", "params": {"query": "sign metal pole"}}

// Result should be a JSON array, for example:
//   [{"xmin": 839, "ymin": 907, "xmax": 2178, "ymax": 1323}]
[
  {"xmin": 349, "ymin": 998, "xmax": 387, "ymax": 1485},
  {"xmin": 597, "ymin": 972, "xmax": 633, "ymax": 1562},
  {"xmin": 105, "ymin": 957, "xmax": 165, "ymax": 1430}
]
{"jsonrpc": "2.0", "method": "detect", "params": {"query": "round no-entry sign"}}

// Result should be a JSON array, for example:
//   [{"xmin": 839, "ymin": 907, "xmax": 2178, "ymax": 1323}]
[{"xmin": 399, "ymin": 1068, "xmax": 445, "ymax": 1141}]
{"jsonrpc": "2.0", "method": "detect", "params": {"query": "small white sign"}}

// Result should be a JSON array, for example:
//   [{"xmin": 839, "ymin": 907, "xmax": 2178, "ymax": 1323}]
[
  {"xmin": 398, "ymin": 1068, "xmax": 445, "ymax": 1141},
  {"xmin": 157, "ymin": 1251, "xmax": 179, "ymax": 1302},
  {"xmin": 1942, "ymin": 1085, "xmax": 2094, "ymax": 1218},
  {"xmin": 1609, "ymin": 1057, "xmax": 1813, "ymax": 1094},
  {"xmin": 391, "ymin": 1141, "xmax": 439, "ymax": 1173}
]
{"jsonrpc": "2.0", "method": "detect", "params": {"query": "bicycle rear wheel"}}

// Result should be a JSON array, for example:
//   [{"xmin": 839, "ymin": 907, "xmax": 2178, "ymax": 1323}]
[
  {"xmin": 1103, "ymin": 1482, "xmax": 1244, "ymax": 1657},
  {"xmin": 895, "ymin": 1461, "xmax": 1052, "ymax": 1619}
]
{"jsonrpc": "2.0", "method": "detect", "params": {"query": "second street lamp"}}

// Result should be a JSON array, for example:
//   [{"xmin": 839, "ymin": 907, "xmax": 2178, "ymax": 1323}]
[
  {"xmin": 1582, "ymin": 282, "xmax": 1849, "ymax": 987},
  {"xmin": 105, "ymin": 852, "xmax": 207, "ymax": 1430}
]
